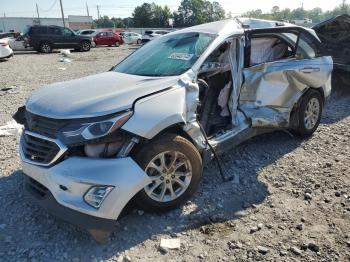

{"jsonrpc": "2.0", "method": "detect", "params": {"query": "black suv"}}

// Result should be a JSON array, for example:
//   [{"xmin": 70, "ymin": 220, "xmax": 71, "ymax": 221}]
[{"xmin": 24, "ymin": 25, "xmax": 91, "ymax": 53}]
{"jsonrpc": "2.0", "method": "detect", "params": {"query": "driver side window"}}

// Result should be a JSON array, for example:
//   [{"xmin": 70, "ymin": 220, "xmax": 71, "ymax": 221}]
[{"xmin": 63, "ymin": 28, "xmax": 73, "ymax": 36}]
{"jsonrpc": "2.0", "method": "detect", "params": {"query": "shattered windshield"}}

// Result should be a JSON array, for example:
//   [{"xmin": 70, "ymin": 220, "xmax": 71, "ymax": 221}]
[{"xmin": 114, "ymin": 32, "xmax": 216, "ymax": 77}]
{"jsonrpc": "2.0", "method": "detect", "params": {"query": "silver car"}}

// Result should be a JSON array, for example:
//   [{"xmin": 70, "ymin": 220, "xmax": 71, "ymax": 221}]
[{"xmin": 16, "ymin": 19, "xmax": 333, "ymax": 242}]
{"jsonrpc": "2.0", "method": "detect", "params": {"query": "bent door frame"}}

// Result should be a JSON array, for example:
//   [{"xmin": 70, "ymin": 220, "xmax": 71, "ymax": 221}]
[{"xmin": 239, "ymin": 26, "xmax": 333, "ymax": 128}]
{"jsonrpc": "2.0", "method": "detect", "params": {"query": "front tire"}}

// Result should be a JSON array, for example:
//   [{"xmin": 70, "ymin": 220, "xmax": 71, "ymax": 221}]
[
  {"xmin": 80, "ymin": 41, "xmax": 91, "ymax": 52},
  {"xmin": 115, "ymin": 41, "xmax": 120, "ymax": 47},
  {"xmin": 133, "ymin": 134, "xmax": 202, "ymax": 212},
  {"xmin": 293, "ymin": 89, "xmax": 323, "ymax": 138},
  {"xmin": 137, "ymin": 39, "xmax": 142, "ymax": 45}
]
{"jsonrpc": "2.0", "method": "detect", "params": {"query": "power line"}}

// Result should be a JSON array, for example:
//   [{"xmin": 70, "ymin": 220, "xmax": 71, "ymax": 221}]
[{"xmin": 38, "ymin": 0, "xmax": 58, "ymax": 12}]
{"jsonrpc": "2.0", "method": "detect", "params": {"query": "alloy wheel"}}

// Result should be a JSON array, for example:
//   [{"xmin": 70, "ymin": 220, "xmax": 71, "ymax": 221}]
[
  {"xmin": 304, "ymin": 97, "xmax": 320, "ymax": 130},
  {"xmin": 41, "ymin": 43, "xmax": 51, "ymax": 53},
  {"xmin": 144, "ymin": 151, "xmax": 192, "ymax": 202},
  {"xmin": 82, "ymin": 42, "xmax": 90, "ymax": 51}
]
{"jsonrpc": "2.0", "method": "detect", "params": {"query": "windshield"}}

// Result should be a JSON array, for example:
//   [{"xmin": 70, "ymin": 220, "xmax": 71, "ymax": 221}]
[{"xmin": 114, "ymin": 32, "xmax": 216, "ymax": 77}]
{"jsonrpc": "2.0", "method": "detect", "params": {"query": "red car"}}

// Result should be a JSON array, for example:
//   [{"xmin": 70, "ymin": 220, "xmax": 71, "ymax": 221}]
[{"xmin": 93, "ymin": 31, "xmax": 123, "ymax": 47}]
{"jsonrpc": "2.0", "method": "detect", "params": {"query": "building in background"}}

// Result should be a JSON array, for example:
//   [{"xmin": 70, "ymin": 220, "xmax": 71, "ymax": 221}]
[
  {"xmin": 0, "ymin": 16, "xmax": 93, "ymax": 32},
  {"xmin": 67, "ymin": 15, "xmax": 93, "ymax": 30}
]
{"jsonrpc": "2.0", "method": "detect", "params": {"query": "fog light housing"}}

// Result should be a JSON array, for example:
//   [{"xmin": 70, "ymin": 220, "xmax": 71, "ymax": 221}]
[{"xmin": 84, "ymin": 186, "xmax": 114, "ymax": 209}]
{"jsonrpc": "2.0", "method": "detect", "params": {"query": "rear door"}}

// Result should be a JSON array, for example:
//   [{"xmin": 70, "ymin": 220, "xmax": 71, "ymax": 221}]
[
  {"xmin": 106, "ymin": 32, "xmax": 115, "ymax": 45},
  {"xmin": 240, "ymin": 27, "xmax": 333, "ymax": 128}
]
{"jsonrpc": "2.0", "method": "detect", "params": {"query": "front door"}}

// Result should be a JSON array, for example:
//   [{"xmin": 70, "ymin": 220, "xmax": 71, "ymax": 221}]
[
  {"xmin": 240, "ymin": 27, "xmax": 333, "ymax": 128},
  {"xmin": 63, "ymin": 28, "xmax": 79, "ymax": 47}
]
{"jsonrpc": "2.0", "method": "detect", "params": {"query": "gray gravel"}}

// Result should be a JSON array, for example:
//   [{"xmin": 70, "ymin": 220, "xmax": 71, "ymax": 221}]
[{"xmin": 0, "ymin": 46, "xmax": 349, "ymax": 261}]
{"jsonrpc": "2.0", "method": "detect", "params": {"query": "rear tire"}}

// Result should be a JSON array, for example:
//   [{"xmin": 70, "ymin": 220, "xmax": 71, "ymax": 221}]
[
  {"xmin": 39, "ymin": 42, "xmax": 52, "ymax": 53},
  {"xmin": 293, "ymin": 89, "xmax": 323, "ymax": 138},
  {"xmin": 133, "ymin": 134, "xmax": 202, "ymax": 212}
]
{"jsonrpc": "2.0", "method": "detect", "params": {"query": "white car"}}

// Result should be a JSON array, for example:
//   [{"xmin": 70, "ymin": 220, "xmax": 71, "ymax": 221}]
[
  {"xmin": 78, "ymin": 29, "xmax": 98, "ymax": 47},
  {"xmin": 122, "ymin": 32, "xmax": 142, "ymax": 45},
  {"xmin": 8, "ymin": 35, "xmax": 34, "ymax": 51},
  {"xmin": 0, "ymin": 39, "xmax": 14, "ymax": 59},
  {"xmin": 16, "ymin": 19, "xmax": 333, "ymax": 243},
  {"xmin": 141, "ymin": 30, "xmax": 170, "ymax": 44}
]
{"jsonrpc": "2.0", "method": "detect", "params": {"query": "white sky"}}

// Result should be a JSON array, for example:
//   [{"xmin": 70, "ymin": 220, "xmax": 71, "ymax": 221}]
[{"xmin": 1, "ymin": 0, "xmax": 346, "ymax": 19}]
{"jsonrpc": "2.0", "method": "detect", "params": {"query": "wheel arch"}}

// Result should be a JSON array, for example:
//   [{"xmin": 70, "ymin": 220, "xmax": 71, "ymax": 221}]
[{"xmin": 130, "ymin": 123, "xmax": 200, "ymax": 157}]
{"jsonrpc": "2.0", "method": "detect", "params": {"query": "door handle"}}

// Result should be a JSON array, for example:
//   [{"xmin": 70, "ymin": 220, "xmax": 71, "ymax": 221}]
[{"xmin": 299, "ymin": 67, "xmax": 320, "ymax": 73}]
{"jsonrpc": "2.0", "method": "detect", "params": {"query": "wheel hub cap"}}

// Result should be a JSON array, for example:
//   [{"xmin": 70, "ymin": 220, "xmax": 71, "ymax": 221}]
[{"xmin": 144, "ymin": 151, "xmax": 192, "ymax": 202}]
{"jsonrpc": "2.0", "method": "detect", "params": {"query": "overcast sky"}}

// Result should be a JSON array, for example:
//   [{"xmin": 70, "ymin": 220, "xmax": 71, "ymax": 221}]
[{"xmin": 1, "ymin": 0, "xmax": 346, "ymax": 19}]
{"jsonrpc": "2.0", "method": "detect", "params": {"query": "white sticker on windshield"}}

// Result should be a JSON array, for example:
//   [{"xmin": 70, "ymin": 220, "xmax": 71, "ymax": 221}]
[{"xmin": 168, "ymin": 53, "xmax": 194, "ymax": 61}]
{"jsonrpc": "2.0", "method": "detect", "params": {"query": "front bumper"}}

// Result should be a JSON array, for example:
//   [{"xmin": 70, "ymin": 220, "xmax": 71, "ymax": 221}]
[
  {"xmin": 24, "ymin": 176, "xmax": 115, "ymax": 243},
  {"xmin": 22, "ymin": 156, "xmax": 151, "ymax": 239},
  {"xmin": 0, "ymin": 48, "xmax": 14, "ymax": 59}
]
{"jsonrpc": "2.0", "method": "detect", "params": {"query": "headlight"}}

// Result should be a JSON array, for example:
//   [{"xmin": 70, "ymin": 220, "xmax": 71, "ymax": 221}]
[
  {"xmin": 61, "ymin": 111, "xmax": 132, "ymax": 143},
  {"xmin": 84, "ymin": 186, "xmax": 114, "ymax": 209}
]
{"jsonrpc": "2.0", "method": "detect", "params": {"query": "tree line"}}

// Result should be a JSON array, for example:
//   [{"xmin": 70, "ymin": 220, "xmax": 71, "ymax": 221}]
[
  {"xmin": 93, "ymin": 0, "xmax": 350, "ymax": 28},
  {"xmin": 242, "ymin": 2, "xmax": 350, "ymax": 23},
  {"xmin": 94, "ymin": 0, "xmax": 225, "ymax": 28}
]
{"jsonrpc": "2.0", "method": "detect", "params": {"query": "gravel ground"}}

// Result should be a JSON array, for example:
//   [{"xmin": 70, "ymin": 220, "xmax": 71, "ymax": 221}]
[{"xmin": 0, "ymin": 46, "xmax": 349, "ymax": 262}]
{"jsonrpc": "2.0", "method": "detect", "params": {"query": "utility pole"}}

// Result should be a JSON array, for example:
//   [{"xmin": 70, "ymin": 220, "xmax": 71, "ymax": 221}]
[
  {"xmin": 86, "ymin": 2, "xmax": 90, "ymax": 17},
  {"xmin": 96, "ymin": 5, "xmax": 100, "ymax": 20},
  {"xmin": 36, "ymin": 3, "xmax": 40, "ymax": 24},
  {"xmin": 59, "ymin": 0, "xmax": 65, "ymax": 27},
  {"xmin": 2, "ymin": 13, "xmax": 5, "ymax": 32}
]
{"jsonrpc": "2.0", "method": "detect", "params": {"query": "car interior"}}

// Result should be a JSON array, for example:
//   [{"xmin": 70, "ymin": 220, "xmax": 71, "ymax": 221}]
[{"xmin": 197, "ymin": 42, "xmax": 234, "ymax": 137}]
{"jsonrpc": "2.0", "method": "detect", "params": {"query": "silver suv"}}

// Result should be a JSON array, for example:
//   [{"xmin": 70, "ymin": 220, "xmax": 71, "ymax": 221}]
[{"xmin": 17, "ymin": 19, "xmax": 333, "ymax": 242}]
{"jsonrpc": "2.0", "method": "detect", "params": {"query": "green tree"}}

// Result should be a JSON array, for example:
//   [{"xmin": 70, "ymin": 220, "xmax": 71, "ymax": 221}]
[
  {"xmin": 174, "ymin": 0, "xmax": 225, "ymax": 27},
  {"xmin": 132, "ymin": 3, "xmax": 154, "ymax": 27},
  {"xmin": 94, "ymin": 16, "xmax": 114, "ymax": 28},
  {"xmin": 152, "ymin": 4, "xmax": 172, "ymax": 27},
  {"xmin": 123, "ymin": 17, "xmax": 134, "ymax": 28},
  {"xmin": 212, "ymin": 1, "xmax": 225, "ymax": 21},
  {"xmin": 242, "ymin": 9, "xmax": 263, "ymax": 18},
  {"xmin": 111, "ymin": 17, "xmax": 125, "ymax": 28}
]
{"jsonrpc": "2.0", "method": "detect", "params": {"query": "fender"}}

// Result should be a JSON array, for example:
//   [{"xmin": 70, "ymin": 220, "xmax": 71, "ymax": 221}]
[{"xmin": 122, "ymin": 87, "xmax": 187, "ymax": 139}]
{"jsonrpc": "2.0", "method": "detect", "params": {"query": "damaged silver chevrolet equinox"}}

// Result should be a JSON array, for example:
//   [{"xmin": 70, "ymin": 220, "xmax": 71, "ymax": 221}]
[{"xmin": 16, "ymin": 18, "xmax": 333, "ymax": 242}]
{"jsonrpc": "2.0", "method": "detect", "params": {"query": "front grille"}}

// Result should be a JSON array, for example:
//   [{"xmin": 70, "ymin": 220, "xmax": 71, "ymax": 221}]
[
  {"xmin": 22, "ymin": 132, "xmax": 62, "ymax": 165},
  {"xmin": 25, "ymin": 111, "xmax": 69, "ymax": 138}
]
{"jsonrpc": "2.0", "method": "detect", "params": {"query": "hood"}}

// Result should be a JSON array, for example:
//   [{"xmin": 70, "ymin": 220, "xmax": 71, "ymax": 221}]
[{"xmin": 26, "ymin": 72, "xmax": 180, "ymax": 119}]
